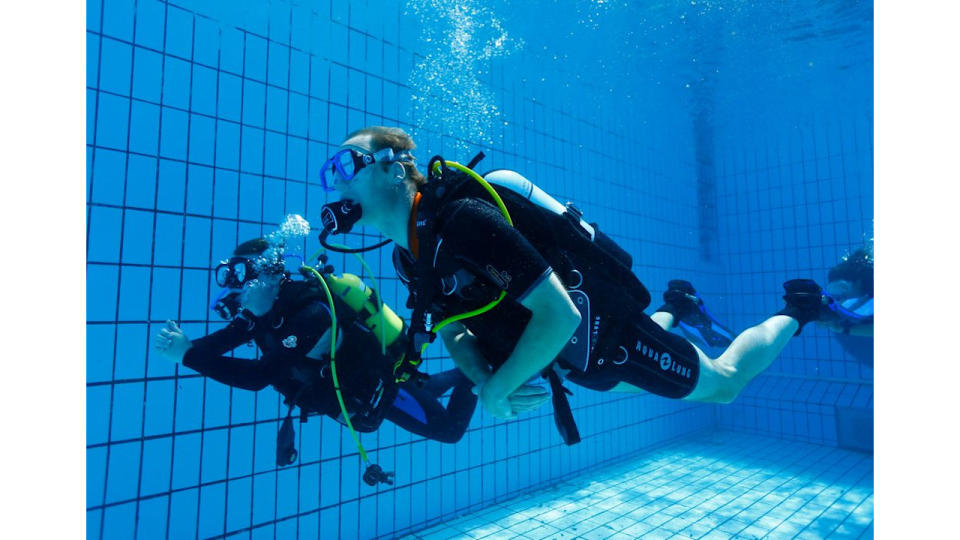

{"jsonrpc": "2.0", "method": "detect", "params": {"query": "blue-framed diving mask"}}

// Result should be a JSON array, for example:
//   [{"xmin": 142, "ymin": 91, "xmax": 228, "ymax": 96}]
[{"xmin": 319, "ymin": 147, "xmax": 413, "ymax": 192}]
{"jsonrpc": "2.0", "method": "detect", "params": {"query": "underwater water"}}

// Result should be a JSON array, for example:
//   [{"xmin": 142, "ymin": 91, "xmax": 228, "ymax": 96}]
[{"xmin": 86, "ymin": 0, "xmax": 873, "ymax": 538}]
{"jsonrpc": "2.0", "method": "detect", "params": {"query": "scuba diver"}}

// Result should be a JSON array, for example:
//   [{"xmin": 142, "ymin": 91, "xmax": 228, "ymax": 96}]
[
  {"xmin": 821, "ymin": 248, "xmax": 874, "ymax": 337},
  {"xmin": 316, "ymin": 126, "xmax": 851, "ymax": 445},
  {"xmin": 154, "ymin": 237, "xmax": 547, "ymax": 484},
  {"xmin": 818, "ymin": 247, "xmax": 874, "ymax": 366}
]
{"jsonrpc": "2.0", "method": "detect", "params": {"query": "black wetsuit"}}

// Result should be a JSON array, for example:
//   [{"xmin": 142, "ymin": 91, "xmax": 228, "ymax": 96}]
[
  {"xmin": 395, "ymin": 194, "xmax": 700, "ymax": 399},
  {"xmin": 183, "ymin": 280, "xmax": 477, "ymax": 443}
]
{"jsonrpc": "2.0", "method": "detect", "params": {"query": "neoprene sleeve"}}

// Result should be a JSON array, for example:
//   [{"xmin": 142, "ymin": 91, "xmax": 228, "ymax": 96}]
[
  {"xmin": 435, "ymin": 198, "xmax": 554, "ymax": 301},
  {"xmin": 183, "ymin": 321, "xmax": 292, "ymax": 391}
]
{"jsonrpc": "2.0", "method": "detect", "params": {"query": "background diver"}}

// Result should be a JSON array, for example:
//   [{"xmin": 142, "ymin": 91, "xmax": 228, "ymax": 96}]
[
  {"xmin": 154, "ymin": 237, "xmax": 549, "ymax": 483},
  {"xmin": 816, "ymin": 246, "xmax": 874, "ymax": 366},
  {"xmin": 662, "ymin": 271, "xmax": 871, "ymax": 350},
  {"xmin": 317, "ymin": 126, "xmax": 857, "ymax": 444},
  {"xmin": 821, "ymin": 247, "xmax": 874, "ymax": 338}
]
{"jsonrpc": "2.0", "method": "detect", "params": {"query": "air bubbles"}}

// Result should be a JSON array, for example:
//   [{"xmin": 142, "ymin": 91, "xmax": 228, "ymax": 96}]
[
  {"xmin": 275, "ymin": 214, "xmax": 311, "ymax": 240},
  {"xmin": 406, "ymin": 0, "xmax": 520, "ymax": 152},
  {"xmin": 252, "ymin": 214, "xmax": 312, "ymax": 275}
]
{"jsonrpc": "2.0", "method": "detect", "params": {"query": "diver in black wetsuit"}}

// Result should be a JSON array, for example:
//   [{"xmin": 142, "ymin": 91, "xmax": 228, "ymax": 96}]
[
  {"xmin": 318, "ymin": 126, "xmax": 847, "ymax": 436},
  {"xmin": 154, "ymin": 238, "xmax": 541, "ymax": 469}
]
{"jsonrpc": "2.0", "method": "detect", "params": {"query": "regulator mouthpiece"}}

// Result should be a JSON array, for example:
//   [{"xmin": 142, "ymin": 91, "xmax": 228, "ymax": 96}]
[
  {"xmin": 321, "ymin": 200, "xmax": 363, "ymax": 236},
  {"xmin": 318, "ymin": 200, "xmax": 393, "ymax": 254}
]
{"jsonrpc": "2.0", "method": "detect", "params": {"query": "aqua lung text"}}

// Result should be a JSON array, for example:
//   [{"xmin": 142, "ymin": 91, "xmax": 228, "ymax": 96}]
[{"xmin": 636, "ymin": 341, "xmax": 692, "ymax": 379}]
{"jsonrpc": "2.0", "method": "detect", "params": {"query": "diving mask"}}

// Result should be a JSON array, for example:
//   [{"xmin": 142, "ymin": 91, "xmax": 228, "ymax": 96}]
[
  {"xmin": 214, "ymin": 257, "xmax": 259, "ymax": 289},
  {"xmin": 319, "ymin": 147, "xmax": 413, "ymax": 192}
]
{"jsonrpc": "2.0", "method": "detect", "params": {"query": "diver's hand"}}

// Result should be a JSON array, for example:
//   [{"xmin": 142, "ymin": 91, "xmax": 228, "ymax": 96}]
[
  {"xmin": 155, "ymin": 320, "xmax": 192, "ymax": 364},
  {"xmin": 241, "ymin": 275, "xmax": 281, "ymax": 316},
  {"xmin": 477, "ymin": 383, "xmax": 515, "ymax": 420},
  {"xmin": 506, "ymin": 384, "xmax": 550, "ymax": 413}
]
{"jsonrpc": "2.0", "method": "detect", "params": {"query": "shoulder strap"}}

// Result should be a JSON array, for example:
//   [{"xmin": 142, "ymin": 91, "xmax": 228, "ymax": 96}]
[{"xmin": 394, "ymin": 158, "xmax": 479, "ymax": 383}]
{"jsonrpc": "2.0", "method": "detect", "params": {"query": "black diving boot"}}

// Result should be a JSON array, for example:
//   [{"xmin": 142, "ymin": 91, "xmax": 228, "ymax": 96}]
[
  {"xmin": 776, "ymin": 279, "xmax": 834, "ymax": 335},
  {"xmin": 657, "ymin": 280, "xmax": 735, "ymax": 347},
  {"xmin": 777, "ymin": 278, "xmax": 873, "ymax": 335}
]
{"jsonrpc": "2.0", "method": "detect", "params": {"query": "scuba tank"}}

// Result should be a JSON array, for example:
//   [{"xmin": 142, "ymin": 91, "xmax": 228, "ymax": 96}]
[
  {"xmin": 479, "ymin": 168, "xmax": 649, "ymax": 312},
  {"xmin": 278, "ymin": 266, "xmax": 401, "ymax": 486},
  {"xmin": 482, "ymin": 169, "xmax": 597, "ymax": 239},
  {"xmin": 322, "ymin": 272, "xmax": 404, "ymax": 352}
]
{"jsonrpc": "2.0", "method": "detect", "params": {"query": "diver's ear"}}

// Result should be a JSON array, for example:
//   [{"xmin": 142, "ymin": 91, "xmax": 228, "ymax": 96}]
[{"xmin": 392, "ymin": 162, "xmax": 406, "ymax": 183}]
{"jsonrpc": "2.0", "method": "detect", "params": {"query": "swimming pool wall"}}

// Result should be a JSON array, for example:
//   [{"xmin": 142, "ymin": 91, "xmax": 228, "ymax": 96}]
[
  {"xmin": 703, "ymin": 21, "xmax": 874, "ymax": 450},
  {"xmin": 711, "ymin": 111, "xmax": 874, "ymax": 449}
]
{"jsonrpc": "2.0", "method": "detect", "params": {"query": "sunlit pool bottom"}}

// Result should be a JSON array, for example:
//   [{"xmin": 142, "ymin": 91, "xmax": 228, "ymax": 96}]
[{"xmin": 402, "ymin": 431, "xmax": 873, "ymax": 539}]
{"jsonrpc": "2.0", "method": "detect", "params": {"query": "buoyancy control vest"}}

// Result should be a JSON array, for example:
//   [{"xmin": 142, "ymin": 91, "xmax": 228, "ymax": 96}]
[
  {"xmin": 404, "ymin": 160, "xmax": 651, "ymax": 362},
  {"xmin": 397, "ymin": 154, "xmax": 652, "ymax": 444},
  {"xmin": 270, "ymin": 273, "xmax": 405, "ymax": 432}
]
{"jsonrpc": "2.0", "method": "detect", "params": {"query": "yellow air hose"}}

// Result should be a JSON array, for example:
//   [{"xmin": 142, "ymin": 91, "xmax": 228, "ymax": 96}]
[
  {"xmin": 300, "ymin": 264, "xmax": 371, "ymax": 465},
  {"xmin": 417, "ymin": 160, "xmax": 514, "ymax": 359}
]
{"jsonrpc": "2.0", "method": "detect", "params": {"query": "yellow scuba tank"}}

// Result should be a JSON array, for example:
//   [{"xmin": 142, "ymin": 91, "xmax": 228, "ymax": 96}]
[{"xmin": 323, "ymin": 272, "xmax": 403, "ymax": 349}]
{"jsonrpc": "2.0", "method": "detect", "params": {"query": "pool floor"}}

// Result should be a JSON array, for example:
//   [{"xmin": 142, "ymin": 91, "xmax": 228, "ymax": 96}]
[{"xmin": 402, "ymin": 431, "xmax": 873, "ymax": 539}]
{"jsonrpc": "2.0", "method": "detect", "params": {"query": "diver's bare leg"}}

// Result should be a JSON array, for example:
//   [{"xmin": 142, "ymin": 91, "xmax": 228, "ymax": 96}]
[
  {"xmin": 684, "ymin": 315, "xmax": 798, "ymax": 403},
  {"xmin": 650, "ymin": 311, "xmax": 674, "ymax": 331}
]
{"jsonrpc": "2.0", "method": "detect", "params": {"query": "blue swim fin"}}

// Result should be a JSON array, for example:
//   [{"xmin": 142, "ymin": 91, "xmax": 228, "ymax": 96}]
[{"xmin": 661, "ymin": 280, "xmax": 735, "ymax": 348}]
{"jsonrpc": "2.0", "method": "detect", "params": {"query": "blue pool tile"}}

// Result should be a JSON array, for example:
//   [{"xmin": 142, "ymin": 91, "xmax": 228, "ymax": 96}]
[
  {"xmin": 194, "ymin": 17, "xmax": 220, "ymax": 67},
  {"xmin": 161, "ymin": 56, "xmax": 191, "ymax": 109},
  {"xmin": 87, "ymin": 0, "xmax": 102, "ymax": 32},
  {"xmin": 164, "ymin": 6, "xmax": 194, "ymax": 60},
  {"xmin": 135, "ymin": 496, "xmax": 169, "ymax": 540},
  {"xmin": 128, "ymin": 101, "xmax": 160, "ymax": 155},
  {"xmin": 244, "ymin": 34, "xmax": 268, "ymax": 82},
  {"xmin": 409, "ymin": 433, "xmax": 873, "ymax": 540},
  {"xmin": 99, "ymin": 37, "xmax": 133, "ymax": 96},
  {"xmin": 102, "ymin": 501, "xmax": 137, "ymax": 540},
  {"xmin": 159, "ymin": 107, "xmax": 188, "ymax": 159},
  {"xmin": 95, "ymin": 92, "xmax": 130, "ymax": 150},
  {"xmin": 132, "ymin": 48, "xmax": 163, "ymax": 102},
  {"xmin": 101, "ymin": 0, "xmax": 134, "ymax": 41},
  {"xmin": 134, "ymin": 0, "xmax": 165, "ymax": 50}
]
